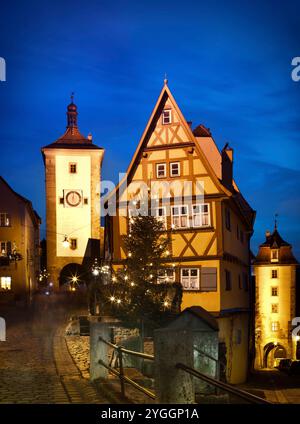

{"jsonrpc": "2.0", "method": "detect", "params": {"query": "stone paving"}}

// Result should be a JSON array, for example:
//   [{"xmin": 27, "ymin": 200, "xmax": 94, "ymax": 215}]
[{"xmin": 0, "ymin": 297, "xmax": 110, "ymax": 404}]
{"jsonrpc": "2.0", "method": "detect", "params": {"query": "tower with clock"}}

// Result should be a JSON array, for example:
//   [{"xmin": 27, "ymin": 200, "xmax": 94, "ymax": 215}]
[{"xmin": 41, "ymin": 95, "xmax": 104, "ymax": 289}]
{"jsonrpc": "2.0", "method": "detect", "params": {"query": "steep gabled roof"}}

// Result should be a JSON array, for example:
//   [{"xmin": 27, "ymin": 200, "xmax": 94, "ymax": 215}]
[{"xmin": 0, "ymin": 176, "xmax": 41, "ymax": 226}]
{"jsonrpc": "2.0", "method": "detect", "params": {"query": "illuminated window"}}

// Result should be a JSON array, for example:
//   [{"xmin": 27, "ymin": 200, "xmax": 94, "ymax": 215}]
[
  {"xmin": 59, "ymin": 197, "xmax": 64, "ymax": 205},
  {"xmin": 272, "ymin": 304, "xmax": 279, "ymax": 313},
  {"xmin": 192, "ymin": 204, "xmax": 210, "ymax": 227},
  {"xmin": 271, "ymin": 269, "xmax": 278, "ymax": 279},
  {"xmin": 225, "ymin": 270, "xmax": 232, "ymax": 291},
  {"xmin": 0, "ymin": 213, "xmax": 11, "ymax": 227},
  {"xmin": 153, "ymin": 207, "xmax": 167, "ymax": 229},
  {"xmin": 271, "ymin": 287, "xmax": 278, "ymax": 296},
  {"xmin": 271, "ymin": 249, "xmax": 279, "ymax": 262},
  {"xmin": 156, "ymin": 163, "xmax": 167, "ymax": 178},
  {"xmin": 171, "ymin": 205, "xmax": 189, "ymax": 228},
  {"xmin": 0, "ymin": 241, "xmax": 11, "ymax": 256},
  {"xmin": 181, "ymin": 268, "xmax": 200, "ymax": 290},
  {"xmin": 70, "ymin": 239, "xmax": 77, "ymax": 250},
  {"xmin": 271, "ymin": 321, "xmax": 279, "ymax": 332},
  {"xmin": 162, "ymin": 109, "xmax": 172, "ymax": 125},
  {"xmin": 157, "ymin": 268, "xmax": 175, "ymax": 283},
  {"xmin": 69, "ymin": 163, "xmax": 77, "ymax": 174},
  {"xmin": 170, "ymin": 162, "xmax": 180, "ymax": 177},
  {"xmin": 225, "ymin": 208, "xmax": 231, "ymax": 231},
  {"xmin": 0, "ymin": 276, "xmax": 11, "ymax": 290}
]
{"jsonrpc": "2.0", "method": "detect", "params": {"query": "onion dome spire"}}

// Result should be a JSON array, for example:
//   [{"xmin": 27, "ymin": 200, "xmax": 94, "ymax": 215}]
[{"xmin": 67, "ymin": 92, "xmax": 78, "ymax": 128}]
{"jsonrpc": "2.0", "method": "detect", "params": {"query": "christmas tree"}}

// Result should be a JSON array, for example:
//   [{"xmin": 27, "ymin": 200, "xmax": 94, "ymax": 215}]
[{"xmin": 106, "ymin": 214, "xmax": 182, "ymax": 330}]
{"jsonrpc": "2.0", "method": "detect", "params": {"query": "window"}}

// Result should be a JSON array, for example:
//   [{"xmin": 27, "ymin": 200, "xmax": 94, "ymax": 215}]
[
  {"xmin": 0, "ymin": 241, "xmax": 11, "ymax": 256},
  {"xmin": 171, "ymin": 205, "xmax": 189, "ymax": 228},
  {"xmin": 271, "ymin": 249, "xmax": 279, "ymax": 262},
  {"xmin": 170, "ymin": 162, "xmax": 180, "ymax": 177},
  {"xmin": 0, "ymin": 213, "xmax": 11, "ymax": 227},
  {"xmin": 69, "ymin": 163, "xmax": 77, "ymax": 174},
  {"xmin": 0, "ymin": 276, "xmax": 11, "ymax": 290},
  {"xmin": 59, "ymin": 197, "xmax": 64, "ymax": 205},
  {"xmin": 271, "ymin": 321, "xmax": 279, "ymax": 332},
  {"xmin": 243, "ymin": 272, "xmax": 249, "ymax": 291},
  {"xmin": 272, "ymin": 304, "xmax": 279, "ymax": 313},
  {"xmin": 162, "ymin": 109, "xmax": 172, "ymax": 124},
  {"xmin": 201, "ymin": 267, "xmax": 217, "ymax": 292},
  {"xmin": 156, "ymin": 163, "xmax": 167, "ymax": 178},
  {"xmin": 157, "ymin": 268, "xmax": 175, "ymax": 283},
  {"xmin": 84, "ymin": 198, "xmax": 88, "ymax": 205},
  {"xmin": 192, "ymin": 204, "xmax": 210, "ymax": 227},
  {"xmin": 181, "ymin": 268, "xmax": 200, "ymax": 290},
  {"xmin": 271, "ymin": 287, "xmax": 278, "ymax": 296},
  {"xmin": 271, "ymin": 269, "xmax": 278, "ymax": 279},
  {"xmin": 225, "ymin": 208, "xmax": 231, "ymax": 231},
  {"xmin": 153, "ymin": 207, "xmax": 167, "ymax": 229},
  {"xmin": 225, "ymin": 270, "xmax": 232, "ymax": 291},
  {"xmin": 70, "ymin": 238, "xmax": 77, "ymax": 250}
]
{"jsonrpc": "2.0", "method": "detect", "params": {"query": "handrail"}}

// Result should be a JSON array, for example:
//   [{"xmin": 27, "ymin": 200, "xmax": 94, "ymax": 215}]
[
  {"xmin": 176, "ymin": 363, "xmax": 272, "ymax": 404},
  {"xmin": 98, "ymin": 336, "xmax": 155, "ymax": 399}
]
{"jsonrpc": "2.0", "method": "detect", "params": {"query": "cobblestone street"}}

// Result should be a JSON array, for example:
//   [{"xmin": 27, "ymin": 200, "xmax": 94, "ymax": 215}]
[{"xmin": 0, "ymin": 295, "xmax": 110, "ymax": 404}]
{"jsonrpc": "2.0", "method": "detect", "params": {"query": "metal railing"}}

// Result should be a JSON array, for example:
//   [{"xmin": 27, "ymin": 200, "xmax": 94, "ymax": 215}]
[
  {"xmin": 176, "ymin": 363, "xmax": 272, "ymax": 404},
  {"xmin": 98, "ymin": 336, "xmax": 155, "ymax": 399}
]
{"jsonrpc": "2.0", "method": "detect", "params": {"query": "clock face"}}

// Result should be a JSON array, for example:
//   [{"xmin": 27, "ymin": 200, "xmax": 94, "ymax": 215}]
[{"xmin": 66, "ymin": 191, "xmax": 82, "ymax": 207}]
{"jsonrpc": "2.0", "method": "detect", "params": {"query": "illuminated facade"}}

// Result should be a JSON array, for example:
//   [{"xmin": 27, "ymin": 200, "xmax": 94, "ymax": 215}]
[
  {"xmin": 0, "ymin": 176, "xmax": 40, "ymax": 302},
  {"xmin": 41, "ymin": 97, "xmax": 104, "ymax": 289},
  {"xmin": 105, "ymin": 81, "xmax": 256, "ymax": 383},
  {"xmin": 254, "ymin": 227, "xmax": 299, "ymax": 368}
]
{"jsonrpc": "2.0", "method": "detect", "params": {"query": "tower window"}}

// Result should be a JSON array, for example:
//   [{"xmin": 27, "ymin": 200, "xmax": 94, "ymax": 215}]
[
  {"xmin": 162, "ymin": 109, "xmax": 172, "ymax": 125},
  {"xmin": 0, "ymin": 213, "xmax": 11, "ymax": 227},
  {"xmin": 59, "ymin": 197, "xmax": 64, "ymax": 205},
  {"xmin": 271, "ymin": 321, "xmax": 279, "ymax": 332},
  {"xmin": 84, "ymin": 198, "xmax": 88, "ymax": 205},
  {"xmin": 69, "ymin": 163, "xmax": 77, "ymax": 174},
  {"xmin": 271, "ymin": 287, "xmax": 278, "ymax": 296},
  {"xmin": 271, "ymin": 304, "xmax": 279, "ymax": 313},
  {"xmin": 271, "ymin": 249, "xmax": 279, "ymax": 262},
  {"xmin": 156, "ymin": 163, "xmax": 167, "ymax": 178},
  {"xmin": 225, "ymin": 270, "xmax": 232, "ymax": 291},
  {"xmin": 70, "ymin": 238, "xmax": 77, "ymax": 250},
  {"xmin": 271, "ymin": 269, "xmax": 278, "ymax": 279}
]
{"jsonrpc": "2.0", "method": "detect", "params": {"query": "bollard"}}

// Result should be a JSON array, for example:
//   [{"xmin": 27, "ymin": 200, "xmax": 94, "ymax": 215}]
[
  {"xmin": 154, "ymin": 328, "xmax": 194, "ymax": 404},
  {"xmin": 90, "ymin": 322, "xmax": 113, "ymax": 381}
]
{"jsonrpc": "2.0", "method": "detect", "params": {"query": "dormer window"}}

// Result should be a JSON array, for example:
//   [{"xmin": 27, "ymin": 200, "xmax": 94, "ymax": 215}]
[
  {"xmin": 271, "ymin": 249, "xmax": 279, "ymax": 262},
  {"xmin": 162, "ymin": 109, "xmax": 172, "ymax": 125}
]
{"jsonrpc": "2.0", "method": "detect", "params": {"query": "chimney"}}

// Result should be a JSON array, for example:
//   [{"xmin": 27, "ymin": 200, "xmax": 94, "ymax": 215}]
[
  {"xmin": 265, "ymin": 230, "xmax": 271, "ymax": 237},
  {"xmin": 221, "ymin": 143, "xmax": 233, "ymax": 190},
  {"xmin": 87, "ymin": 133, "xmax": 93, "ymax": 141}
]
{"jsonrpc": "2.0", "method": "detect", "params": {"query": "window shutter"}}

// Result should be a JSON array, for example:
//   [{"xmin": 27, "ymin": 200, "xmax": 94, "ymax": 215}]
[{"xmin": 201, "ymin": 267, "xmax": 217, "ymax": 291}]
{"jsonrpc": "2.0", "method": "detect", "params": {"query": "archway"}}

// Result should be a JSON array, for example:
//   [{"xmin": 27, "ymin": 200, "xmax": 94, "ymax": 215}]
[
  {"xmin": 59, "ymin": 263, "xmax": 88, "ymax": 290},
  {"xmin": 263, "ymin": 342, "xmax": 287, "ymax": 368}
]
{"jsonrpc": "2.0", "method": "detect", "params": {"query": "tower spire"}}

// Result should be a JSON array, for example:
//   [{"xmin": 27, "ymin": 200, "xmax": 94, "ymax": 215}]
[
  {"xmin": 274, "ymin": 213, "xmax": 278, "ymax": 230},
  {"xmin": 66, "ymin": 92, "xmax": 78, "ymax": 129}
]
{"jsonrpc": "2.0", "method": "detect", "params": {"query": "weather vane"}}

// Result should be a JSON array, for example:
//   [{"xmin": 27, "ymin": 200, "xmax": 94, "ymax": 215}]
[{"xmin": 274, "ymin": 213, "xmax": 278, "ymax": 230}]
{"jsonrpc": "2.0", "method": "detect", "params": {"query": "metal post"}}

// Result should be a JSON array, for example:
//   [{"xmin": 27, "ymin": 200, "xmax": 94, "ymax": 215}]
[{"xmin": 118, "ymin": 347, "xmax": 125, "ymax": 397}]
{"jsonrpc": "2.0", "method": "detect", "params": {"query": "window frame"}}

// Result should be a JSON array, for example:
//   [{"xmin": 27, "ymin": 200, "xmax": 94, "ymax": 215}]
[
  {"xmin": 69, "ymin": 162, "xmax": 77, "ymax": 174},
  {"xmin": 153, "ymin": 206, "xmax": 167, "ymax": 230},
  {"xmin": 225, "ymin": 208, "xmax": 231, "ymax": 231},
  {"xmin": 171, "ymin": 204, "xmax": 189, "ymax": 229},
  {"xmin": 271, "ymin": 321, "xmax": 279, "ymax": 332},
  {"xmin": 162, "ymin": 109, "xmax": 172, "ymax": 125},
  {"xmin": 156, "ymin": 163, "xmax": 167, "ymax": 179},
  {"xmin": 0, "ymin": 213, "xmax": 11, "ymax": 227},
  {"xmin": 271, "ymin": 249, "xmax": 279, "ymax": 262},
  {"xmin": 70, "ymin": 238, "xmax": 77, "ymax": 250},
  {"xmin": 271, "ymin": 304, "xmax": 279, "ymax": 314},
  {"xmin": 271, "ymin": 286, "xmax": 278, "ymax": 296},
  {"xmin": 180, "ymin": 268, "xmax": 200, "ymax": 290},
  {"xmin": 170, "ymin": 162, "xmax": 180, "ymax": 177},
  {"xmin": 0, "ymin": 276, "xmax": 11, "ymax": 290},
  {"xmin": 157, "ymin": 268, "xmax": 175, "ymax": 284},
  {"xmin": 192, "ymin": 203, "xmax": 211, "ymax": 228},
  {"xmin": 0, "ymin": 241, "xmax": 11, "ymax": 256},
  {"xmin": 271, "ymin": 269, "xmax": 278, "ymax": 279}
]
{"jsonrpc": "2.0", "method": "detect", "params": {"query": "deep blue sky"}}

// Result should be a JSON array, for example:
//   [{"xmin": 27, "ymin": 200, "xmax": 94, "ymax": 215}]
[{"xmin": 0, "ymin": 0, "xmax": 299, "ymax": 258}]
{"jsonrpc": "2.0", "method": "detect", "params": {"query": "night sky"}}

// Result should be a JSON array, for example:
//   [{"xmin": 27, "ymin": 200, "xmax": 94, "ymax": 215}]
[{"xmin": 0, "ymin": 0, "xmax": 299, "ymax": 258}]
